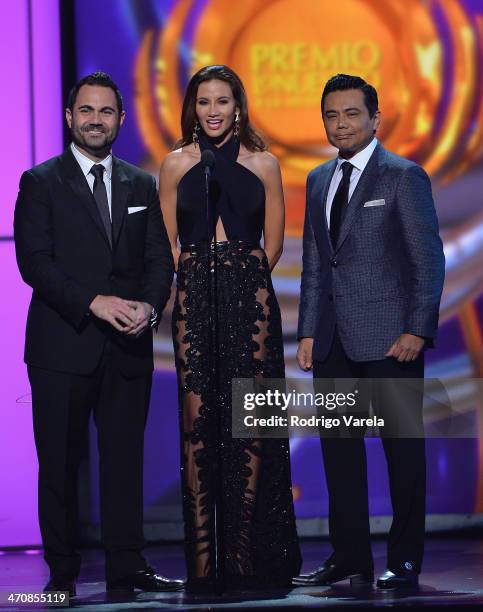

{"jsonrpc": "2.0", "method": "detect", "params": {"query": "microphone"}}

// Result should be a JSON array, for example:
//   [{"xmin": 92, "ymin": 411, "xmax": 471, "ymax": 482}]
[
  {"xmin": 201, "ymin": 149, "xmax": 215, "ymax": 236},
  {"xmin": 201, "ymin": 149, "xmax": 215, "ymax": 177}
]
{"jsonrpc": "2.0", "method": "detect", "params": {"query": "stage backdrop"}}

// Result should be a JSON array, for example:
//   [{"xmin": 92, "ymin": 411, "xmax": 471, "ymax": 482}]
[
  {"xmin": 1, "ymin": 0, "xmax": 482, "ymax": 547},
  {"xmin": 74, "ymin": 0, "xmax": 483, "ymax": 538}
]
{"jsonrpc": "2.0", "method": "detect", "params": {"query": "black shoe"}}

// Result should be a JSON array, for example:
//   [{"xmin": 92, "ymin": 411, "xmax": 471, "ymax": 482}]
[
  {"xmin": 107, "ymin": 566, "xmax": 184, "ymax": 593},
  {"xmin": 293, "ymin": 561, "xmax": 373, "ymax": 587},
  {"xmin": 293, "ymin": 554, "xmax": 335, "ymax": 581},
  {"xmin": 44, "ymin": 576, "xmax": 76, "ymax": 597},
  {"xmin": 376, "ymin": 564, "xmax": 419, "ymax": 589}
]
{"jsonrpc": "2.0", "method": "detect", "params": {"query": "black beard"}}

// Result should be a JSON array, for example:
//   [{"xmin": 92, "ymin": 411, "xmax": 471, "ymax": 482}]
[{"xmin": 71, "ymin": 123, "xmax": 119, "ymax": 157}]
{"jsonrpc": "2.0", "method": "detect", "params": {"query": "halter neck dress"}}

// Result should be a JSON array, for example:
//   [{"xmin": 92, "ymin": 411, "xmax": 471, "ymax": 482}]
[{"xmin": 172, "ymin": 134, "xmax": 301, "ymax": 592}]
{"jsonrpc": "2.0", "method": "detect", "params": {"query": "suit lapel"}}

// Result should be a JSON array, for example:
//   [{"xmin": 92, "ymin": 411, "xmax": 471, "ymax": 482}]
[
  {"xmin": 60, "ymin": 148, "xmax": 112, "ymax": 248},
  {"xmin": 310, "ymin": 160, "xmax": 337, "ymax": 256},
  {"xmin": 335, "ymin": 144, "xmax": 384, "ymax": 252},
  {"xmin": 111, "ymin": 157, "xmax": 130, "ymax": 248}
]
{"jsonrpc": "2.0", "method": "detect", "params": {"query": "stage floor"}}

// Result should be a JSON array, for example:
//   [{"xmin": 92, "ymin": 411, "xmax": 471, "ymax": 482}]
[{"xmin": 1, "ymin": 537, "xmax": 482, "ymax": 610}]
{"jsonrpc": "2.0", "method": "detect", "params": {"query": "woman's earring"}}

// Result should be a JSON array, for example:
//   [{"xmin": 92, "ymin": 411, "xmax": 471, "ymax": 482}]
[
  {"xmin": 234, "ymin": 112, "xmax": 240, "ymax": 139},
  {"xmin": 192, "ymin": 121, "xmax": 200, "ymax": 147}
]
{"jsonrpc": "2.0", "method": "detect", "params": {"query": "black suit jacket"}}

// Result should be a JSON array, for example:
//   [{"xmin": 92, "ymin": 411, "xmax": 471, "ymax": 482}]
[{"xmin": 14, "ymin": 147, "xmax": 174, "ymax": 376}]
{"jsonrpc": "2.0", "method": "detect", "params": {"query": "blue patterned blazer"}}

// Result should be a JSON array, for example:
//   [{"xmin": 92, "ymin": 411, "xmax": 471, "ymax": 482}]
[{"xmin": 297, "ymin": 144, "xmax": 445, "ymax": 362}]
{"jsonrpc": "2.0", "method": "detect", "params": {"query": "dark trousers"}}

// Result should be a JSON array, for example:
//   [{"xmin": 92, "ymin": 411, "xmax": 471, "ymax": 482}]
[
  {"xmin": 313, "ymin": 331, "xmax": 426, "ymax": 573},
  {"xmin": 28, "ymin": 348, "xmax": 152, "ymax": 581}
]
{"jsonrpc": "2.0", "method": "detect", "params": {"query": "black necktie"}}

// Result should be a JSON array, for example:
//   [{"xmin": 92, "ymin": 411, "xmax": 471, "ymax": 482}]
[
  {"xmin": 90, "ymin": 164, "xmax": 112, "ymax": 247},
  {"xmin": 330, "ymin": 161, "xmax": 354, "ymax": 248}
]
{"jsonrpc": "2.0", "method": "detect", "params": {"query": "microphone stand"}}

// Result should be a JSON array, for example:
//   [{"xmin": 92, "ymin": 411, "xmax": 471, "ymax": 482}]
[{"xmin": 203, "ymin": 157, "xmax": 224, "ymax": 594}]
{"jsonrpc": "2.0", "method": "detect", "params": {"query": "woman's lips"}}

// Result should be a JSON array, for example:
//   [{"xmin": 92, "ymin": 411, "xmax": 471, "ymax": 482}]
[{"xmin": 206, "ymin": 120, "xmax": 222, "ymax": 130}]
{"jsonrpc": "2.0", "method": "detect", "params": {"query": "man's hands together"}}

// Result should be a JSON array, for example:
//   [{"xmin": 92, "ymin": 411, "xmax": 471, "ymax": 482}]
[{"xmin": 89, "ymin": 295, "xmax": 153, "ymax": 336}]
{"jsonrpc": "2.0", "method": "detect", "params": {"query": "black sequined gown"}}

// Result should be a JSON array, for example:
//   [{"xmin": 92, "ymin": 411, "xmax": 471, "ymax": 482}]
[{"xmin": 172, "ymin": 135, "xmax": 301, "ymax": 591}]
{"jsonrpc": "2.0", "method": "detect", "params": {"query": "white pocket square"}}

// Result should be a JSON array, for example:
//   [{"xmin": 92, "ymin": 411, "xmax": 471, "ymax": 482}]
[
  {"xmin": 363, "ymin": 199, "xmax": 385, "ymax": 207},
  {"xmin": 128, "ymin": 206, "xmax": 147, "ymax": 214}
]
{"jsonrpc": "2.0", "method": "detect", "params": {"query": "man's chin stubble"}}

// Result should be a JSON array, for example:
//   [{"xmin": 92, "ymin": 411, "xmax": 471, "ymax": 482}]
[{"xmin": 74, "ymin": 133, "xmax": 112, "ymax": 154}]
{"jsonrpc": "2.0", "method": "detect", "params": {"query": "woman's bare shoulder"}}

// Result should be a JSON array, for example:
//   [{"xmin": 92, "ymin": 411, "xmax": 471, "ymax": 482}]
[
  {"xmin": 160, "ymin": 145, "xmax": 200, "ymax": 182},
  {"xmin": 254, "ymin": 149, "xmax": 279, "ymax": 166},
  {"xmin": 246, "ymin": 149, "xmax": 281, "ymax": 181}
]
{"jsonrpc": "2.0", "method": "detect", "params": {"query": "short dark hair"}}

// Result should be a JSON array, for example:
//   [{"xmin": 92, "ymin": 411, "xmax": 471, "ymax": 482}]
[
  {"xmin": 67, "ymin": 72, "xmax": 123, "ymax": 113},
  {"xmin": 321, "ymin": 74, "xmax": 378, "ymax": 118}
]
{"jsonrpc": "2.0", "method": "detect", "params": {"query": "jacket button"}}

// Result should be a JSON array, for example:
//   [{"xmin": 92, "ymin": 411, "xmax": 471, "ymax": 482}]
[{"xmin": 331, "ymin": 259, "xmax": 338, "ymax": 267}]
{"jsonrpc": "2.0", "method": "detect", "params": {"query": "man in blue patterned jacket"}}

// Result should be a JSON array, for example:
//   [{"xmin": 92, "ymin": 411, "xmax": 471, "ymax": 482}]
[{"xmin": 294, "ymin": 74, "xmax": 445, "ymax": 589}]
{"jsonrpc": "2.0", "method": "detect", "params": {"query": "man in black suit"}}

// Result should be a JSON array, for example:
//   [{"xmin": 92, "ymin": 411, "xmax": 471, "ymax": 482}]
[
  {"xmin": 14, "ymin": 72, "xmax": 181, "ymax": 595},
  {"xmin": 293, "ymin": 75, "xmax": 445, "ymax": 589}
]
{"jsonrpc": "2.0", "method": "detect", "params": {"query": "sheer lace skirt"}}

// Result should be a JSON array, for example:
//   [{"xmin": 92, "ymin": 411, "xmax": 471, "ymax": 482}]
[{"xmin": 172, "ymin": 241, "xmax": 301, "ymax": 588}]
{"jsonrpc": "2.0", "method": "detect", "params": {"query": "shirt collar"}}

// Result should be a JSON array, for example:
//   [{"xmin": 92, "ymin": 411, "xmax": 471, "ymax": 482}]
[
  {"xmin": 70, "ymin": 142, "xmax": 113, "ymax": 179},
  {"xmin": 336, "ymin": 137, "xmax": 378, "ymax": 173}
]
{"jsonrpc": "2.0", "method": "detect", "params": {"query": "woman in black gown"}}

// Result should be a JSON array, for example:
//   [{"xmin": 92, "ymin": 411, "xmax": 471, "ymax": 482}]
[{"xmin": 159, "ymin": 65, "xmax": 301, "ymax": 593}]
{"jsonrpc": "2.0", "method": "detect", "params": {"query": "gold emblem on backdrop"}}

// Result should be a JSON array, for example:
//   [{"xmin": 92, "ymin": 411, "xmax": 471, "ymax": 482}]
[{"xmin": 134, "ymin": 0, "xmax": 482, "ymax": 233}]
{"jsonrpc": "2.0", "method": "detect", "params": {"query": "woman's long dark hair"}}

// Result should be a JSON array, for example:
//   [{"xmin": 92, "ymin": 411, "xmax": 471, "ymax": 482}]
[{"xmin": 176, "ymin": 65, "xmax": 267, "ymax": 152}]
